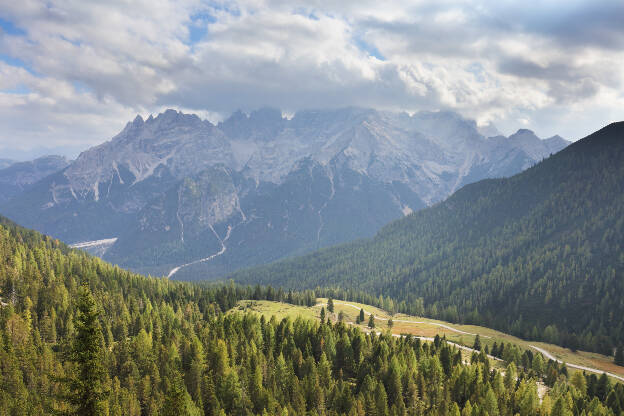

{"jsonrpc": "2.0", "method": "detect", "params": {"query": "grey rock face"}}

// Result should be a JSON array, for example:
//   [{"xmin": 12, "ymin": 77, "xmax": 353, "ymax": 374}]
[{"xmin": 0, "ymin": 108, "xmax": 569, "ymax": 278}]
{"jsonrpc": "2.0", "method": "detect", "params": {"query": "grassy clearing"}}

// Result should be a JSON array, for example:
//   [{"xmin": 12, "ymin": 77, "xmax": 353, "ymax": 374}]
[{"xmin": 229, "ymin": 298, "xmax": 624, "ymax": 381}]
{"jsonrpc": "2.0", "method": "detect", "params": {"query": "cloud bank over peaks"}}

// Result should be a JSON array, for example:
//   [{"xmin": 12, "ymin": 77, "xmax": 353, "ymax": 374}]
[{"xmin": 0, "ymin": 0, "xmax": 623, "ymax": 158}]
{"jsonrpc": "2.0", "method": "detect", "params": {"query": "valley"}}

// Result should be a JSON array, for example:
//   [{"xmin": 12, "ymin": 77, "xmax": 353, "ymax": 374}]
[{"xmin": 3, "ymin": 2, "xmax": 623, "ymax": 415}]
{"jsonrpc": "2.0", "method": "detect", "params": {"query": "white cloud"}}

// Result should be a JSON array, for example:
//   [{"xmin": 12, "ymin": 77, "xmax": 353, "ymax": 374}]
[{"xmin": 0, "ymin": 0, "xmax": 623, "ymax": 158}]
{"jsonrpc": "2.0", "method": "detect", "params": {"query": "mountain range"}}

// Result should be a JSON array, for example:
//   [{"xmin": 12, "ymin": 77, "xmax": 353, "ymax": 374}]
[
  {"xmin": 230, "ymin": 122, "xmax": 624, "ymax": 354},
  {"xmin": 0, "ymin": 107, "xmax": 568, "ymax": 278}
]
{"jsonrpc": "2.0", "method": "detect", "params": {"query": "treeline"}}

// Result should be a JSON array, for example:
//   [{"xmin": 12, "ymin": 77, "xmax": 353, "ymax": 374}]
[
  {"xmin": 229, "ymin": 122, "xmax": 624, "ymax": 356},
  {"xmin": 1, "ymin": 215, "xmax": 623, "ymax": 414}
]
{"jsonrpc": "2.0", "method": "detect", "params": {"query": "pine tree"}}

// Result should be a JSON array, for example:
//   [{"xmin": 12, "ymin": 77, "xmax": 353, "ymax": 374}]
[
  {"xmin": 162, "ymin": 373, "xmax": 188, "ymax": 416},
  {"xmin": 532, "ymin": 352, "xmax": 544, "ymax": 376},
  {"xmin": 615, "ymin": 345, "xmax": 624, "ymax": 366},
  {"xmin": 162, "ymin": 371, "xmax": 201, "ymax": 416},
  {"xmin": 368, "ymin": 314, "xmax": 375, "ymax": 329},
  {"xmin": 473, "ymin": 335, "xmax": 481, "ymax": 351},
  {"xmin": 570, "ymin": 371, "xmax": 587, "ymax": 395},
  {"xmin": 327, "ymin": 298, "xmax": 334, "ymax": 313},
  {"xmin": 65, "ymin": 283, "xmax": 108, "ymax": 416},
  {"xmin": 359, "ymin": 308, "xmax": 365, "ymax": 324},
  {"xmin": 320, "ymin": 307, "xmax": 326, "ymax": 324},
  {"xmin": 387, "ymin": 318, "xmax": 393, "ymax": 329}
]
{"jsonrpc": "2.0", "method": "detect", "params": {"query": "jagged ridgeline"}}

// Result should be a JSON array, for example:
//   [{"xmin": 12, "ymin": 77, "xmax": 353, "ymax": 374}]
[
  {"xmin": 0, "ymin": 108, "xmax": 568, "ymax": 279},
  {"xmin": 1, "ymin": 216, "xmax": 622, "ymax": 415},
  {"xmin": 230, "ymin": 122, "xmax": 624, "ymax": 355}
]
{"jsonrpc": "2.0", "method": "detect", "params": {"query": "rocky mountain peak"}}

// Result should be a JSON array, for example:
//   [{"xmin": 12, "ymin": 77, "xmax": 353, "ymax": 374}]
[
  {"xmin": 511, "ymin": 128, "xmax": 537, "ymax": 138},
  {"xmin": 219, "ymin": 107, "xmax": 284, "ymax": 141}
]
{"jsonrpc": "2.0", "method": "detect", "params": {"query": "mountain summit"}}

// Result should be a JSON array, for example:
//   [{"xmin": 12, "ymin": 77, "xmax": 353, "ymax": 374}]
[{"xmin": 0, "ymin": 108, "xmax": 568, "ymax": 278}]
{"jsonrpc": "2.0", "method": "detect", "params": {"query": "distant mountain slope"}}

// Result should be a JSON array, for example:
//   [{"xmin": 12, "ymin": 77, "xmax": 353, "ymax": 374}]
[
  {"xmin": 0, "ymin": 155, "xmax": 70, "ymax": 203},
  {"xmin": 0, "ymin": 108, "xmax": 568, "ymax": 278},
  {"xmin": 230, "ymin": 122, "xmax": 624, "ymax": 354},
  {"xmin": 0, "ymin": 158, "xmax": 16, "ymax": 169}
]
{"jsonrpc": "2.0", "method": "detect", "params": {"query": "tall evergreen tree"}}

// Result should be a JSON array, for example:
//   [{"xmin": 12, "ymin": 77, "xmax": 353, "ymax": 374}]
[
  {"xmin": 368, "ymin": 314, "xmax": 375, "ymax": 329},
  {"xmin": 162, "ymin": 371, "xmax": 201, "ymax": 416},
  {"xmin": 473, "ymin": 335, "xmax": 481, "ymax": 351},
  {"xmin": 327, "ymin": 298, "xmax": 334, "ymax": 313},
  {"xmin": 65, "ymin": 283, "xmax": 108, "ymax": 416}
]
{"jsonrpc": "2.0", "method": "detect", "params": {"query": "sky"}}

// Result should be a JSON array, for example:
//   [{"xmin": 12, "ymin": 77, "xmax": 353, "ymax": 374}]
[{"xmin": 1, "ymin": 0, "xmax": 623, "ymax": 159}]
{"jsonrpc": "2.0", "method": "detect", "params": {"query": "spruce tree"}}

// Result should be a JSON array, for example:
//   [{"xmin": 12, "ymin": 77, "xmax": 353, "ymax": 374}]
[
  {"xmin": 320, "ymin": 307, "xmax": 326, "ymax": 324},
  {"xmin": 327, "ymin": 298, "xmax": 334, "ymax": 313},
  {"xmin": 162, "ymin": 372, "xmax": 188, "ymax": 416},
  {"xmin": 368, "ymin": 314, "xmax": 375, "ymax": 329},
  {"xmin": 359, "ymin": 308, "xmax": 365, "ymax": 324},
  {"xmin": 615, "ymin": 345, "xmax": 624, "ymax": 366},
  {"xmin": 473, "ymin": 335, "xmax": 481, "ymax": 351},
  {"xmin": 66, "ymin": 283, "xmax": 108, "ymax": 416},
  {"xmin": 162, "ymin": 370, "xmax": 201, "ymax": 416}
]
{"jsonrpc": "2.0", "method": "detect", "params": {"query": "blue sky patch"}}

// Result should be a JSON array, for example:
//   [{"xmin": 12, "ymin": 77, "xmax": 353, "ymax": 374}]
[
  {"xmin": 0, "ymin": 18, "xmax": 26, "ymax": 36},
  {"xmin": 354, "ymin": 35, "xmax": 385, "ymax": 61}
]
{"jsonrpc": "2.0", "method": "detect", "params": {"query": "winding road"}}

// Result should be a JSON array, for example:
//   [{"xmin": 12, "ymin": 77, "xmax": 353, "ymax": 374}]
[
  {"xmin": 322, "ymin": 303, "xmax": 501, "ymax": 362},
  {"xmin": 325, "ymin": 301, "xmax": 624, "ymax": 380},
  {"xmin": 529, "ymin": 345, "xmax": 624, "ymax": 382},
  {"xmin": 332, "ymin": 301, "xmax": 491, "ymax": 338}
]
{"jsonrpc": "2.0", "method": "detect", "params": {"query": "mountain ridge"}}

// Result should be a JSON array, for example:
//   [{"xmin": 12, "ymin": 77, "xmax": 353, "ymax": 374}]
[
  {"xmin": 0, "ymin": 107, "xmax": 569, "ymax": 277},
  {"xmin": 0, "ymin": 155, "xmax": 70, "ymax": 204}
]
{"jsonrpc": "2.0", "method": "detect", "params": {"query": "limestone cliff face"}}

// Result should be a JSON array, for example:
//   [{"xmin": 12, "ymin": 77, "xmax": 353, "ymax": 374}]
[{"xmin": 0, "ymin": 107, "xmax": 569, "ymax": 278}]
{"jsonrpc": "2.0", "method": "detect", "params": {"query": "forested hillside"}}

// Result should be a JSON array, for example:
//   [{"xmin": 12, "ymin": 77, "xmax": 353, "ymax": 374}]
[
  {"xmin": 230, "ymin": 122, "xmax": 624, "ymax": 356},
  {"xmin": 2, "ymin": 218, "xmax": 623, "ymax": 415}
]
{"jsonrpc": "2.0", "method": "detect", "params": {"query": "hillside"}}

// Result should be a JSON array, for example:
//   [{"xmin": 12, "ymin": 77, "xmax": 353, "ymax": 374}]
[
  {"xmin": 0, "ymin": 216, "xmax": 622, "ymax": 415},
  {"xmin": 0, "ymin": 108, "xmax": 567, "ymax": 279},
  {"xmin": 232, "ymin": 298, "xmax": 624, "ymax": 382},
  {"xmin": 230, "ymin": 122, "xmax": 624, "ymax": 355}
]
